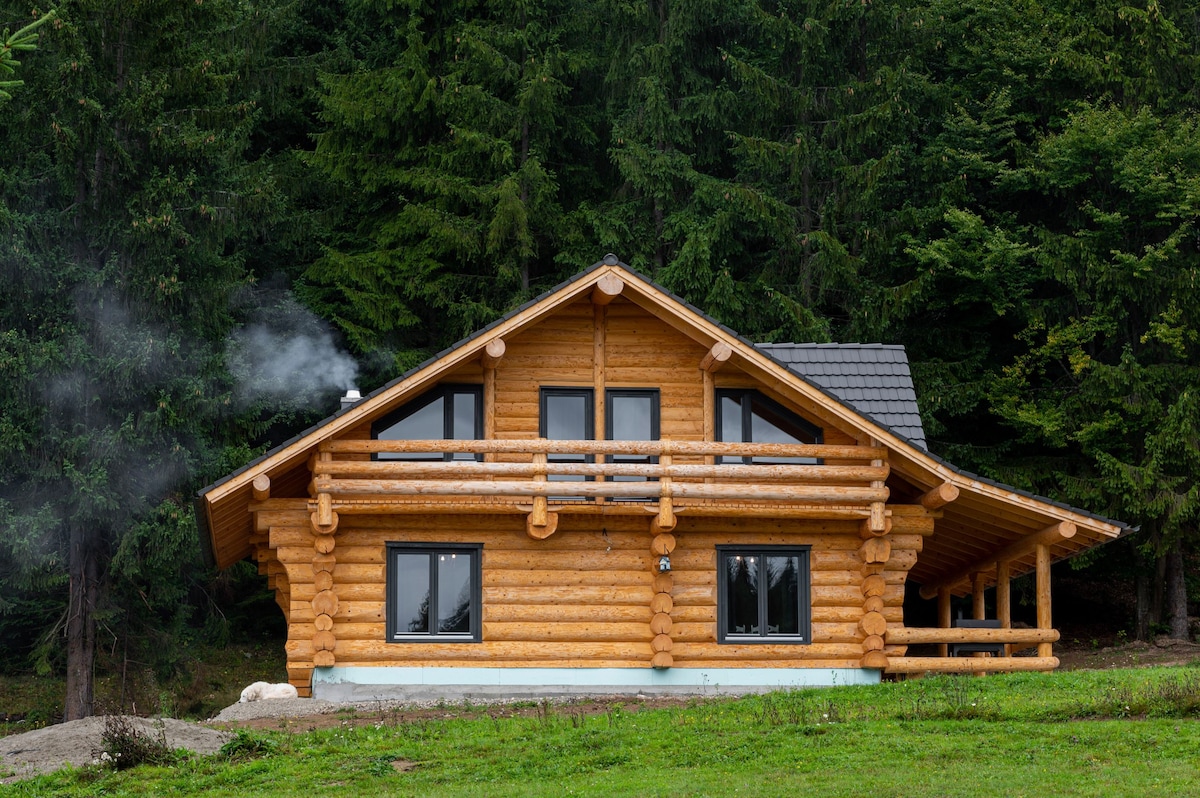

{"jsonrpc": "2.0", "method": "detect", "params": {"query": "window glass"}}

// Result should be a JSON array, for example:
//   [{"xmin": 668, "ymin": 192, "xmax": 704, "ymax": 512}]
[
  {"xmin": 724, "ymin": 554, "xmax": 760, "ymax": 635},
  {"xmin": 394, "ymin": 553, "xmax": 431, "ymax": 633},
  {"xmin": 607, "ymin": 390, "xmax": 659, "ymax": 489},
  {"xmin": 718, "ymin": 546, "xmax": 810, "ymax": 643},
  {"xmin": 715, "ymin": 389, "xmax": 821, "ymax": 464},
  {"xmin": 372, "ymin": 386, "xmax": 482, "ymax": 461},
  {"xmin": 765, "ymin": 555, "xmax": 801, "ymax": 635},
  {"xmin": 541, "ymin": 389, "xmax": 593, "ymax": 495},
  {"xmin": 436, "ymin": 552, "xmax": 473, "ymax": 633}
]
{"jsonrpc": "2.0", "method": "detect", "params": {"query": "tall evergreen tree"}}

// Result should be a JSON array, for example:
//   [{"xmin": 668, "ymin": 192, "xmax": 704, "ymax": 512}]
[
  {"xmin": 0, "ymin": 0, "xmax": 287, "ymax": 718},
  {"xmin": 306, "ymin": 0, "xmax": 582, "ymax": 366}
]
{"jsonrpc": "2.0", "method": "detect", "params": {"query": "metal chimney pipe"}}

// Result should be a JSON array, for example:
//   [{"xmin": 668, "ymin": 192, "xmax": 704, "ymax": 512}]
[{"xmin": 340, "ymin": 389, "xmax": 361, "ymax": 411}]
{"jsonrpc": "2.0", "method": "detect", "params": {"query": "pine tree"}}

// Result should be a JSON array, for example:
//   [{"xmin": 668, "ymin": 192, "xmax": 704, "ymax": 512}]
[{"xmin": 0, "ymin": 0, "xmax": 288, "ymax": 718}]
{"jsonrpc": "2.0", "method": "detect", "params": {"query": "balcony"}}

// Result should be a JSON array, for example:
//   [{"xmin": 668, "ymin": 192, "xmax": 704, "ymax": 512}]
[{"xmin": 310, "ymin": 438, "xmax": 890, "ymax": 538}]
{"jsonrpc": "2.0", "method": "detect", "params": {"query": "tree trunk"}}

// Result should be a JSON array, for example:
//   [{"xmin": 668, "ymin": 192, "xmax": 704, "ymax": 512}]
[
  {"xmin": 1135, "ymin": 566, "xmax": 1151, "ymax": 642},
  {"xmin": 65, "ymin": 524, "xmax": 99, "ymax": 720},
  {"xmin": 1164, "ymin": 539, "xmax": 1190, "ymax": 640}
]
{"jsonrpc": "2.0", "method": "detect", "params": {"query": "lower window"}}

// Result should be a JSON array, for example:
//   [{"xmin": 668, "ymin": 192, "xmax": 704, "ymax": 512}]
[
  {"xmin": 386, "ymin": 543, "xmax": 482, "ymax": 642},
  {"xmin": 717, "ymin": 546, "xmax": 811, "ymax": 643}
]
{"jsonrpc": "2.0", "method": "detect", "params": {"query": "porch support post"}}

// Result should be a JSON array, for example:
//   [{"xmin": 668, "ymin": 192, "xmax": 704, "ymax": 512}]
[
  {"xmin": 996, "ymin": 560, "xmax": 1012, "ymax": 656},
  {"xmin": 971, "ymin": 572, "xmax": 986, "ymax": 620},
  {"xmin": 1036, "ymin": 544, "xmax": 1053, "ymax": 662},
  {"xmin": 937, "ymin": 586, "xmax": 951, "ymax": 658}
]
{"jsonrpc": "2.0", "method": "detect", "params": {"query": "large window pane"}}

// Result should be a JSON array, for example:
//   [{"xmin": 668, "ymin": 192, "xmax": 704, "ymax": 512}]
[
  {"xmin": 379, "ymin": 397, "xmax": 444, "ymax": 460},
  {"xmin": 723, "ymin": 554, "xmax": 760, "ymax": 636},
  {"xmin": 394, "ymin": 553, "xmax": 431, "ymax": 633},
  {"xmin": 765, "ymin": 555, "xmax": 801, "ymax": 635},
  {"xmin": 437, "ymin": 552, "xmax": 473, "ymax": 633},
  {"xmin": 373, "ymin": 386, "xmax": 482, "ymax": 461},
  {"xmin": 607, "ymin": 391, "xmax": 658, "ymax": 489},
  {"xmin": 541, "ymin": 389, "xmax": 592, "ymax": 497},
  {"xmin": 715, "ymin": 390, "xmax": 821, "ymax": 464}
]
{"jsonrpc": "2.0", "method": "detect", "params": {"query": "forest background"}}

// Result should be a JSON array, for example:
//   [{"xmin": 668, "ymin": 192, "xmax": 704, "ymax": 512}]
[{"xmin": 1, "ymin": 0, "xmax": 1197, "ymax": 721}]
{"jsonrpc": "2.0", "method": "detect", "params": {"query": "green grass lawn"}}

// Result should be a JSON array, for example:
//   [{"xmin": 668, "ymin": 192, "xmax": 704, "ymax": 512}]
[{"xmin": 8, "ymin": 665, "xmax": 1200, "ymax": 797}]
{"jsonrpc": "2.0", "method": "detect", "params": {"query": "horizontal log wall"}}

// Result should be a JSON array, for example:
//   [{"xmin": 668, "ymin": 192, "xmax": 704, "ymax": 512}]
[{"xmin": 265, "ymin": 509, "xmax": 918, "ymax": 676}]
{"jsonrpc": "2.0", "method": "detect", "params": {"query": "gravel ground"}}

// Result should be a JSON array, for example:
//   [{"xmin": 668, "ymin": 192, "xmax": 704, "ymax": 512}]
[{"xmin": 0, "ymin": 716, "xmax": 233, "ymax": 783}]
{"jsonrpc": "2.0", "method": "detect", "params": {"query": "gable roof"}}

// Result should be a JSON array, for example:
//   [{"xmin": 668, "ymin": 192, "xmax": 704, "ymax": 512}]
[
  {"xmin": 197, "ymin": 257, "xmax": 1127, "ymax": 594},
  {"xmin": 757, "ymin": 343, "xmax": 927, "ymax": 449}
]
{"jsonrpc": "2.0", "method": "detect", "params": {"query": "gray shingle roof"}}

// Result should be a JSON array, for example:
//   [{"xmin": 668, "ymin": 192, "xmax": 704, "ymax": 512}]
[{"xmin": 755, "ymin": 343, "xmax": 927, "ymax": 450}]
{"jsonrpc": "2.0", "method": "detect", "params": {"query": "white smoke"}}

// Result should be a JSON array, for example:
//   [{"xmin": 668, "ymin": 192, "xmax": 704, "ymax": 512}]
[{"xmin": 227, "ymin": 293, "xmax": 359, "ymax": 409}]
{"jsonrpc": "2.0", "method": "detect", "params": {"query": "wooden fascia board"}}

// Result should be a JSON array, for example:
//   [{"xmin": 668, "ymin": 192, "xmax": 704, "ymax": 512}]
[
  {"xmin": 613, "ymin": 269, "xmax": 1125, "ymax": 543},
  {"xmin": 201, "ymin": 266, "xmax": 624, "ymax": 509}
]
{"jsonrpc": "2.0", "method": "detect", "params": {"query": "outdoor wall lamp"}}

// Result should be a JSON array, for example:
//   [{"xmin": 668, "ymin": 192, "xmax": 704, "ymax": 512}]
[{"xmin": 657, "ymin": 555, "xmax": 672, "ymax": 573}]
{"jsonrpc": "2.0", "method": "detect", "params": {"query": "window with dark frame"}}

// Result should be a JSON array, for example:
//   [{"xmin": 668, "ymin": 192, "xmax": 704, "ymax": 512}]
[
  {"xmin": 386, "ymin": 543, "xmax": 481, "ymax": 642},
  {"xmin": 715, "ymin": 389, "xmax": 822, "ymax": 464},
  {"xmin": 717, "ymin": 546, "xmax": 811, "ymax": 643},
  {"xmin": 371, "ymin": 385, "xmax": 482, "ymax": 461},
  {"xmin": 539, "ymin": 388, "xmax": 594, "ymax": 498},
  {"xmin": 605, "ymin": 389, "xmax": 659, "ymax": 497}
]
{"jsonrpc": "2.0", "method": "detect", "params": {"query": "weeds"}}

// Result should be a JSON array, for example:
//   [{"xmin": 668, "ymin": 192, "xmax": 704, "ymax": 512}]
[
  {"xmin": 95, "ymin": 715, "xmax": 176, "ymax": 770},
  {"xmin": 219, "ymin": 729, "xmax": 279, "ymax": 761}
]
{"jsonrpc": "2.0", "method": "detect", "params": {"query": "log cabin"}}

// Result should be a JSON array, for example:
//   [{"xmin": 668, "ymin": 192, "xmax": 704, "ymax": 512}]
[{"xmin": 196, "ymin": 257, "xmax": 1128, "ymax": 699}]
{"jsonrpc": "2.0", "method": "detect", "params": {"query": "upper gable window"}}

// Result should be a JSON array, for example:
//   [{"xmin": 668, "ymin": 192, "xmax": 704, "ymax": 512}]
[
  {"xmin": 715, "ymin": 389, "xmax": 822, "ymax": 464},
  {"xmin": 606, "ymin": 389, "xmax": 659, "ymax": 494},
  {"xmin": 540, "ymin": 387, "xmax": 594, "ymax": 496},
  {"xmin": 372, "ymin": 385, "xmax": 482, "ymax": 461}
]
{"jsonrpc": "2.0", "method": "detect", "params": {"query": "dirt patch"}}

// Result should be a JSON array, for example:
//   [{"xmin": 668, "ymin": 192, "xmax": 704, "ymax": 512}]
[
  {"xmin": 0, "ymin": 716, "xmax": 232, "ymax": 783},
  {"xmin": 1056, "ymin": 637, "xmax": 1200, "ymax": 671}
]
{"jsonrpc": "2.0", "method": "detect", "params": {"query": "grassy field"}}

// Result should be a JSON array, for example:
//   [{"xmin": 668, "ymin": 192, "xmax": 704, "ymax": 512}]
[{"xmin": 6, "ymin": 665, "xmax": 1200, "ymax": 796}]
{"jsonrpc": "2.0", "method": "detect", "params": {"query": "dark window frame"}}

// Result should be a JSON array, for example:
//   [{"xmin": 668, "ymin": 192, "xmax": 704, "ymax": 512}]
[
  {"xmin": 716, "ymin": 545, "xmax": 812, "ymax": 644},
  {"xmin": 714, "ymin": 388, "xmax": 823, "ymax": 464},
  {"xmin": 605, "ymin": 388, "xmax": 660, "ymax": 495},
  {"xmin": 385, "ymin": 542, "xmax": 482, "ymax": 643},
  {"xmin": 371, "ymin": 384, "xmax": 483, "ymax": 461}
]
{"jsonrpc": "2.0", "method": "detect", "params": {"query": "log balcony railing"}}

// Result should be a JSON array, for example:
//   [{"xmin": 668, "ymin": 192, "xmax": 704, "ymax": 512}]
[
  {"xmin": 308, "ymin": 438, "xmax": 890, "ymax": 538},
  {"xmin": 881, "ymin": 627, "xmax": 1060, "ymax": 673}
]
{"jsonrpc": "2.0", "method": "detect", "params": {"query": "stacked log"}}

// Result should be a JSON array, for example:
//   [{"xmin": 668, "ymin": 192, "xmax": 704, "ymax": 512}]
[
  {"xmin": 650, "ymin": 530, "xmax": 676, "ymax": 669},
  {"xmin": 310, "ymin": 509, "xmax": 339, "ymax": 668},
  {"xmin": 858, "ymin": 514, "xmax": 892, "ymax": 670}
]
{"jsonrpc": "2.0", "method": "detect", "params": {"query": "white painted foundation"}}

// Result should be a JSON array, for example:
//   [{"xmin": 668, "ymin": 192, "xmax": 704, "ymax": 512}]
[{"xmin": 311, "ymin": 666, "xmax": 879, "ymax": 701}]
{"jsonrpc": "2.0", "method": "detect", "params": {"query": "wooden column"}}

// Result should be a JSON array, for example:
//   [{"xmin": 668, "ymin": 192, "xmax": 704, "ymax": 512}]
[
  {"xmin": 996, "ymin": 560, "xmax": 1011, "ymax": 656},
  {"xmin": 971, "ymin": 572, "xmax": 986, "ymax": 620},
  {"xmin": 1036, "ymin": 544, "xmax": 1053, "ymax": 661},
  {"xmin": 481, "ymin": 339, "xmax": 504, "ymax": 462},
  {"xmin": 593, "ymin": 303, "xmax": 606, "ymax": 503},
  {"xmin": 310, "ymin": 474, "xmax": 339, "ymax": 668},
  {"xmin": 650, "ymin": 527, "xmax": 675, "ymax": 670},
  {"xmin": 937, "ymin": 587, "xmax": 951, "ymax": 658}
]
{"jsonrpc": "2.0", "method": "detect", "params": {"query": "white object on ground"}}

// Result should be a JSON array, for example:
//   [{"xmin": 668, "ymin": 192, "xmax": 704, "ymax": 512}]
[{"xmin": 238, "ymin": 681, "xmax": 299, "ymax": 702}]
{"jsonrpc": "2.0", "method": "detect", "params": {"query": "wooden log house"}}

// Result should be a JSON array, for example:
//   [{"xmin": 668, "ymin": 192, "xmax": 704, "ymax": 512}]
[{"xmin": 196, "ymin": 258, "xmax": 1127, "ymax": 698}]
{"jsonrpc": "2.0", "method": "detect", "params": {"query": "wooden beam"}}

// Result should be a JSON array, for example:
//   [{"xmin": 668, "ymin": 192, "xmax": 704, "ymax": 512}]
[
  {"xmin": 314, "ymin": 459, "xmax": 890, "ymax": 483},
  {"xmin": 318, "ymin": 478, "xmax": 889, "ymax": 503},
  {"xmin": 920, "ymin": 482, "xmax": 959, "ymax": 510},
  {"xmin": 526, "ymin": 511, "xmax": 559, "ymax": 540},
  {"xmin": 590, "ymin": 273, "xmax": 624, "ymax": 305},
  {"xmin": 1036, "ymin": 543, "xmax": 1053, "ymax": 659},
  {"xmin": 323, "ymin": 438, "xmax": 886, "ymax": 460},
  {"xmin": 699, "ymin": 341, "xmax": 733, "ymax": 373},
  {"xmin": 919, "ymin": 521, "xmax": 1077, "ymax": 599},
  {"xmin": 885, "ymin": 627, "xmax": 1059, "ymax": 645},
  {"xmin": 252, "ymin": 474, "xmax": 271, "ymax": 502},
  {"xmin": 885, "ymin": 657, "xmax": 1059, "ymax": 674},
  {"xmin": 480, "ymin": 337, "xmax": 506, "ymax": 370}
]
